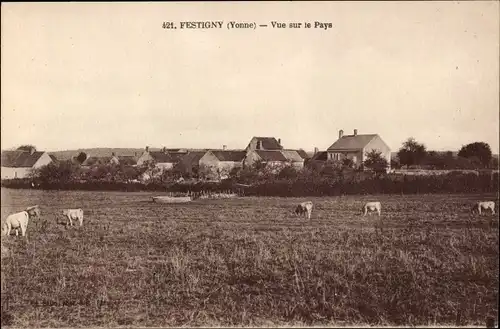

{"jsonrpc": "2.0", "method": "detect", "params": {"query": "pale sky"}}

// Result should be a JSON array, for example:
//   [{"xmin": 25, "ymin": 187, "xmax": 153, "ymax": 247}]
[{"xmin": 1, "ymin": 2, "xmax": 499, "ymax": 153}]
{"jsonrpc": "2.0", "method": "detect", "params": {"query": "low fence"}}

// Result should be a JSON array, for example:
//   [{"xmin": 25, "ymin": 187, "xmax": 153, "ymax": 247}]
[
  {"xmin": 0, "ymin": 179, "xmax": 245, "ymax": 194},
  {"xmin": 163, "ymin": 190, "xmax": 240, "ymax": 199},
  {"xmin": 392, "ymin": 169, "xmax": 500, "ymax": 176}
]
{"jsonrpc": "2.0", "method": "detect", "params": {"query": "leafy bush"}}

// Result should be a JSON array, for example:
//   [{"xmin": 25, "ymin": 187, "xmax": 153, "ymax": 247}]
[{"xmin": 4, "ymin": 160, "xmax": 498, "ymax": 196}]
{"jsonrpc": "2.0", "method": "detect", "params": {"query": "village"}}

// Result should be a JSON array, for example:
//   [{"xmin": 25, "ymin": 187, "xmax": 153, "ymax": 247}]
[{"xmin": 1, "ymin": 129, "xmax": 394, "ymax": 182}]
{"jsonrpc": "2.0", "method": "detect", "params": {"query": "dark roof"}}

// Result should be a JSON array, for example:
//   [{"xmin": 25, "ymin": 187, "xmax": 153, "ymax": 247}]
[
  {"xmin": 255, "ymin": 150, "xmax": 288, "ymax": 162},
  {"xmin": 49, "ymin": 155, "xmax": 59, "ymax": 163},
  {"xmin": 149, "ymin": 152, "xmax": 175, "ymax": 163},
  {"xmin": 310, "ymin": 151, "xmax": 328, "ymax": 161},
  {"xmin": 281, "ymin": 150, "xmax": 304, "ymax": 162},
  {"xmin": 327, "ymin": 134, "xmax": 378, "ymax": 151},
  {"xmin": 284, "ymin": 149, "xmax": 309, "ymax": 159},
  {"xmin": 169, "ymin": 152, "xmax": 187, "ymax": 162},
  {"xmin": 82, "ymin": 156, "xmax": 112, "ymax": 166},
  {"xmin": 252, "ymin": 137, "xmax": 283, "ymax": 150},
  {"xmin": 211, "ymin": 150, "xmax": 246, "ymax": 162},
  {"xmin": 296, "ymin": 149, "xmax": 309, "ymax": 159},
  {"xmin": 117, "ymin": 156, "xmax": 137, "ymax": 166},
  {"xmin": 181, "ymin": 151, "xmax": 207, "ymax": 166},
  {"xmin": 165, "ymin": 148, "xmax": 188, "ymax": 153},
  {"xmin": 1, "ymin": 151, "xmax": 46, "ymax": 168}
]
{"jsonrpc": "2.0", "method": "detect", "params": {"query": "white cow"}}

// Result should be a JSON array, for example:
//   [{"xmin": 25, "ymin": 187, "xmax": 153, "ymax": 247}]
[
  {"xmin": 294, "ymin": 201, "xmax": 314, "ymax": 220},
  {"xmin": 472, "ymin": 201, "xmax": 496, "ymax": 215},
  {"xmin": 363, "ymin": 201, "xmax": 381, "ymax": 216},
  {"xmin": 62, "ymin": 209, "xmax": 84, "ymax": 227},
  {"xmin": 3, "ymin": 211, "xmax": 30, "ymax": 237}
]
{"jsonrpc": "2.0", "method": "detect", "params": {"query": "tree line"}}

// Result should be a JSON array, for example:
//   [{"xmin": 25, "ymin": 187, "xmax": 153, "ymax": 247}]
[{"xmin": 393, "ymin": 138, "xmax": 497, "ymax": 169}]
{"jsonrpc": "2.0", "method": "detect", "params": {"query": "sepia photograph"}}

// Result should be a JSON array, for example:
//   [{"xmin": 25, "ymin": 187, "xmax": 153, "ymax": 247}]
[{"xmin": 1, "ymin": 1, "xmax": 499, "ymax": 328}]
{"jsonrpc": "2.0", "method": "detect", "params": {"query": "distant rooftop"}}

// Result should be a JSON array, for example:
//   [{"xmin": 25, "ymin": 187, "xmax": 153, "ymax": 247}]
[{"xmin": 1, "ymin": 150, "xmax": 46, "ymax": 168}]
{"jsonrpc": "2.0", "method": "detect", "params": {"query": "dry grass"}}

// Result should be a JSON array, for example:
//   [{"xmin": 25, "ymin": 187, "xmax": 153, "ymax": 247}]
[{"xmin": 1, "ymin": 188, "xmax": 498, "ymax": 327}]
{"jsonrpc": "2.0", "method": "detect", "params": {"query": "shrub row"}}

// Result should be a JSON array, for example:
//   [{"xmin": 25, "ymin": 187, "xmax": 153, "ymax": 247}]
[
  {"xmin": 1, "ymin": 171, "xmax": 498, "ymax": 196},
  {"xmin": 245, "ymin": 172, "xmax": 499, "ymax": 196}
]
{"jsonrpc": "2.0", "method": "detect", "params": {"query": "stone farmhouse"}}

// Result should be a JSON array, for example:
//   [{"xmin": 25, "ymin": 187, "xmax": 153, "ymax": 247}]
[
  {"xmin": 136, "ymin": 146, "xmax": 177, "ymax": 171},
  {"xmin": 1, "ymin": 148, "xmax": 54, "ymax": 179},
  {"xmin": 244, "ymin": 137, "xmax": 306, "ymax": 170},
  {"xmin": 326, "ymin": 129, "xmax": 391, "ymax": 171},
  {"xmin": 81, "ymin": 156, "xmax": 113, "ymax": 168},
  {"xmin": 199, "ymin": 150, "xmax": 247, "ymax": 180},
  {"xmin": 177, "ymin": 151, "xmax": 208, "ymax": 176},
  {"xmin": 110, "ymin": 153, "xmax": 138, "ymax": 166},
  {"xmin": 245, "ymin": 137, "xmax": 284, "ymax": 152}
]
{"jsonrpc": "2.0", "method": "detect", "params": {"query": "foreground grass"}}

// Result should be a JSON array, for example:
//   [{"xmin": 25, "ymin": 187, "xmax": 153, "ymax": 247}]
[{"xmin": 1, "ymin": 189, "xmax": 499, "ymax": 327}]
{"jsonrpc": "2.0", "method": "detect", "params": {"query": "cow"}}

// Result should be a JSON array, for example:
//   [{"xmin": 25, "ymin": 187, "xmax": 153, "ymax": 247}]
[
  {"xmin": 294, "ymin": 201, "xmax": 314, "ymax": 220},
  {"xmin": 62, "ymin": 209, "xmax": 84, "ymax": 227},
  {"xmin": 26, "ymin": 205, "xmax": 41, "ymax": 220},
  {"xmin": 2, "ymin": 211, "xmax": 30, "ymax": 237},
  {"xmin": 363, "ymin": 201, "xmax": 381, "ymax": 216},
  {"xmin": 471, "ymin": 201, "xmax": 495, "ymax": 215}
]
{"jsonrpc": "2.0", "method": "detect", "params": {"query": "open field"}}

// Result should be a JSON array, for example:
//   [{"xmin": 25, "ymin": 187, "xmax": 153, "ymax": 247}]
[{"xmin": 1, "ymin": 188, "xmax": 499, "ymax": 327}]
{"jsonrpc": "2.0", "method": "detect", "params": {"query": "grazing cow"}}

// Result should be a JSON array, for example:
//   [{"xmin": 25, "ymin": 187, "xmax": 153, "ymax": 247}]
[
  {"xmin": 3, "ymin": 211, "xmax": 30, "ymax": 237},
  {"xmin": 62, "ymin": 209, "xmax": 84, "ymax": 227},
  {"xmin": 363, "ymin": 201, "xmax": 381, "ymax": 216},
  {"xmin": 26, "ymin": 205, "xmax": 41, "ymax": 220},
  {"xmin": 294, "ymin": 201, "xmax": 314, "ymax": 220},
  {"xmin": 472, "ymin": 201, "xmax": 496, "ymax": 215}
]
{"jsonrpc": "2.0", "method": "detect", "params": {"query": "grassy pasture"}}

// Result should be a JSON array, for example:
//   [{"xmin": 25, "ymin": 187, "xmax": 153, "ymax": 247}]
[{"xmin": 1, "ymin": 188, "xmax": 498, "ymax": 327}]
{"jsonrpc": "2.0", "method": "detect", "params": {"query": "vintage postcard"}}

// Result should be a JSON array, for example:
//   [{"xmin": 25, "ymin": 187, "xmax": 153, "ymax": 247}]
[{"xmin": 1, "ymin": 2, "xmax": 499, "ymax": 328}]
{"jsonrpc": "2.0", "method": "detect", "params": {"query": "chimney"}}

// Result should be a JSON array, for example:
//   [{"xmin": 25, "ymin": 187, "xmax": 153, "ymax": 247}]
[
  {"xmin": 223, "ymin": 145, "xmax": 227, "ymax": 150},
  {"xmin": 354, "ymin": 129, "xmax": 358, "ymax": 136},
  {"xmin": 134, "ymin": 152, "xmax": 137, "ymax": 157},
  {"xmin": 278, "ymin": 138, "xmax": 281, "ymax": 145},
  {"xmin": 112, "ymin": 152, "xmax": 115, "ymax": 157},
  {"xmin": 258, "ymin": 140, "xmax": 263, "ymax": 150},
  {"xmin": 30, "ymin": 147, "xmax": 35, "ymax": 155},
  {"xmin": 145, "ymin": 146, "xmax": 149, "ymax": 152},
  {"xmin": 339, "ymin": 130, "xmax": 344, "ymax": 139},
  {"xmin": 314, "ymin": 147, "xmax": 319, "ymax": 155}
]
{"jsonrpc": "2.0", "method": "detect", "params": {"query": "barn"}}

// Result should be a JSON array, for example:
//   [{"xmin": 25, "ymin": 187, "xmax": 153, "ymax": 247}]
[{"xmin": 1, "ymin": 149, "xmax": 53, "ymax": 179}]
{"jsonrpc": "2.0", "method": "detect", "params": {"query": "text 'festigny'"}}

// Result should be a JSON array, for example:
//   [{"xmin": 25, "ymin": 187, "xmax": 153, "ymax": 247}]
[{"xmin": 162, "ymin": 21, "xmax": 334, "ymax": 30}]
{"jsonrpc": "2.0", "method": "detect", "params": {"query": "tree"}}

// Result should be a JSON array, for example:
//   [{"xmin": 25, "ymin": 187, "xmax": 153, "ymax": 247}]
[
  {"xmin": 116, "ymin": 165, "xmax": 140, "ymax": 182},
  {"xmin": 397, "ymin": 137, "xmax": 427, "ymax": 167},
  {"xmin": 235, "ymin": 166, "xmax": 259, "ymax": 184},
  {"xmin": 458, "ymin": 142, "xmax": 492, "ymax": 167},
  {"xmin": 490, "ymin": 157, "xmax": 499, "ymax": 170},
  {"xmin": 320, "ymin": 161, "xmax": 342, "ymax": 177},
  {"xmin": 32, "ymin": 161, "xmax": 78, "ymax": 183},
  {"xmin": 198, "ymin": 164, "xmax": 214, "ymax": 180},
  {"xmin": 75, "ymin": 152, "xmax": 88, "ymax": 164},
  {"xmin": 390, "ymin": 158, "xmax": 401, "ymax": 170},
  {"xmin": 171, "ymin": 162, "xmax": 190, "ymax": 179},
  {"xmin": 277, "ymin": 166, "xmax": 298, "ymax": 180},
  {"xmin": 342, "ymin": 158, "xmax": 354, "ymax": 169},
  {"xmin": 364, "ymin": 150, "xmax": 389, "ymax": 173},
  {"xmin": 423, "ymin": 151, "xmax": 445, "ymax": 169},
  {"xmin": 17, "ymin": 145, "xmax": 36, "ymax": 152}
]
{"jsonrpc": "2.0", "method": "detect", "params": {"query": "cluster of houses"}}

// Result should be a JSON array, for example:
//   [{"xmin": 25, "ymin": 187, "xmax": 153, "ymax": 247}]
[{"xmin": 1, "ymin": 130, "xmax": 392, "ymax": 181}]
